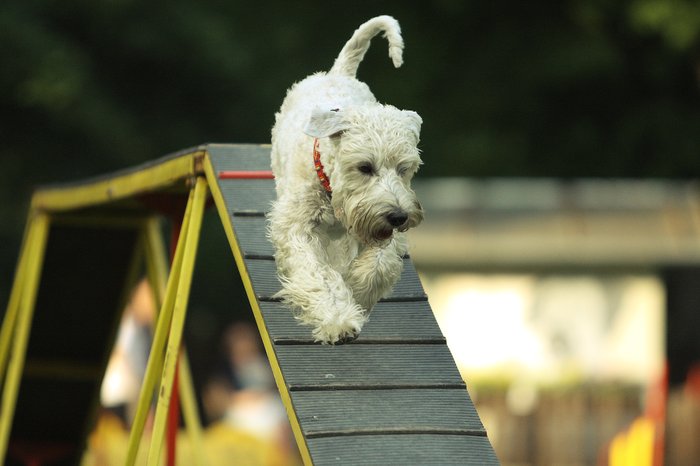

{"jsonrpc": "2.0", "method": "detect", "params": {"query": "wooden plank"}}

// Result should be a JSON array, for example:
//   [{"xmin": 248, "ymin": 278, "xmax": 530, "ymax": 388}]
[
  {"xmin": 260, "ymin": 300, "xmax": 445, "ymax": 343},
  {"xmin": 306, "ymin": 434, "xmax": 500, "ymax": 465},
  {"xmin": 207, "ymin": 144, "xmax": 275, "ymax": 214},
  {"xmin": 217, "ymin": 179, "xmax": 276, "ymax": 214},
  {"xmin": 230, "ymin": 215, "xmax": 273, "ymax": 257},
  {"xmin": 206, "ymin": 144, "xmax": 271, "ymax": 172},
  {"xmin": 291, "ymin": 388, "xmax": 485, "ymax": 437},
  {"xmin": 274, "ymin": 344, "xmax": 464, "ymax": 390},
  {"xmin": 245, "ymin": 258, "xmax": 426, "ymax": 301}
]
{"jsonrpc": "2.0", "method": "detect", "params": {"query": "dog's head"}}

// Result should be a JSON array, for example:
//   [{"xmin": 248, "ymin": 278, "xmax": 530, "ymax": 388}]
[{"xmin": 304, "ymin": 104, "xmax": 424, "ymax": 244}]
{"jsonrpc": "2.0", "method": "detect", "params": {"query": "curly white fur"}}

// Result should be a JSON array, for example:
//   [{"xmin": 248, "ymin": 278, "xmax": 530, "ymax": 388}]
[{"xmin": 268, "ymin": 15, "xmax": 423, "ymax": 344}]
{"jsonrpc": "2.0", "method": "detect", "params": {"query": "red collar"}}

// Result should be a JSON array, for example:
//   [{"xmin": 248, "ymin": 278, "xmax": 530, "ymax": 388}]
[{"xmin": 313, "ymin": 138, "xmax": 332, "ymax": 194}]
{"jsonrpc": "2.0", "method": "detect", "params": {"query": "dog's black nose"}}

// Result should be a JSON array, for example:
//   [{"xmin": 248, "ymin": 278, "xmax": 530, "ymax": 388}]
[{"xmin": 386, "ymin": 210, "xmax": 408, "ymax": 227}]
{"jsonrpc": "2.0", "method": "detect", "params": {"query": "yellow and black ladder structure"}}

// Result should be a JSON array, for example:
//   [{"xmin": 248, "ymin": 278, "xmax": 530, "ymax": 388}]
[{"xmin": 0, "ymin": 144, "xmax": 500, "ymax": 465}]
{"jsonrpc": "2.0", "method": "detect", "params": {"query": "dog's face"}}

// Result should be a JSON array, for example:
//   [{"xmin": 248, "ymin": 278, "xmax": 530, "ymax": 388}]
[{"xmin": 306, "ymin": 104, "xmax": 424, "ymax": 244}]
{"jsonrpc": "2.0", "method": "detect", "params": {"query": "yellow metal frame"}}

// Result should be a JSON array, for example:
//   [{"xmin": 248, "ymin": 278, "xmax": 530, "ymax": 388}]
[
  {"xmin": 30, "ymin": 152, "xmax": 204, "ymax": 212},
  {"xmin": 0, "ymin": 212, "xmax": 50, "ymax": 461},
  {"xmin": 0, "ymin": 146, "xmax": 311, "ymax": 465},
  {"xmin": 142, "ymin": 217, "xmax": 208, "ymax": 466},
  {"xmin": 125, "ymin": 177, "xmax": 209, "ymax": 466},
  {"xmin": 0, "ymin": 205, "xmax": 210, "ymax": 465}
]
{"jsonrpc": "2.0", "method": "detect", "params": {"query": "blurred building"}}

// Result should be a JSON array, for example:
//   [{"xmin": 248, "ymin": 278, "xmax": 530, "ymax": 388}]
[
  {"xmin": 408, "ymin": 178, "xmax": 700, "ymax": 465},
  {"xmin": 410, "ymin": 178, "xmax": 700, "ymax": 269}
]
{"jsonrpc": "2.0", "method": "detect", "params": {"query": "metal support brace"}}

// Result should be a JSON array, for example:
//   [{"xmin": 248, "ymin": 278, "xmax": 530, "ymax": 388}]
[
  {"xmin": 143, "ymin": 217, "xmax": 169, "ymax": 310},
  {"xmin": 0, "ymin": 220, "xmax": 32, "ymax": 385},
  {"xmin": 178, "ymin": 352, "xmax": 208, "ymax": 464},
  {"xmin": 142, "ymin": 217, "xmax": 208, "ymax": 466},
  {"xmin": 0, "ymin": 213, "xmax": 50, "ymax": 461},
  {"xmin": 125, "ymin": 177, "xmax": 208, "ymax": 465},
  {"xmin": 147, "ymin": 176, "xmax": 208, "ymax": 465}
]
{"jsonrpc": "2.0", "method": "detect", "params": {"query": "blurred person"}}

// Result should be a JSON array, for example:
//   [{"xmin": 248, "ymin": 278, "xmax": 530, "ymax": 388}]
[
  {"xmin": 203, "ymin": 322, "xmax": 291, "ymax": 445},
  {"xmin": 100, "ymin": 279, "xmax": 155, "ymax": 424}
]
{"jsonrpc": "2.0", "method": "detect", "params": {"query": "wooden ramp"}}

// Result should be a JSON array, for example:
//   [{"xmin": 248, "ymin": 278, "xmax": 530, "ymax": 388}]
[{"xmin": 1, "ymin": 144, "xmax": 499, "ymax": 465}]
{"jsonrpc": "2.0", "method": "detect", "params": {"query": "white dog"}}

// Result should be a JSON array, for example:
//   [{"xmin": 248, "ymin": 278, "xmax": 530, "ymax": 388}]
[{"xmin": 268, "ymin": 15, "xmax": 423, "ymax": 344}]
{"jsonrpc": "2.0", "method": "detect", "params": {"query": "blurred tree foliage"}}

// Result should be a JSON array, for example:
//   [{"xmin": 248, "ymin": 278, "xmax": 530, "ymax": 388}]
[{"xmin": 1, "ymin": 0, "xmax": 699, "ymax": 293}]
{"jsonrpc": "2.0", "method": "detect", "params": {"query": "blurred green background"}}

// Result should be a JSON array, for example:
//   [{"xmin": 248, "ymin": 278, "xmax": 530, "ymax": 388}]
[{"xmin": 1, "ymin": 0, "xmax": 699, "ymax": 295}]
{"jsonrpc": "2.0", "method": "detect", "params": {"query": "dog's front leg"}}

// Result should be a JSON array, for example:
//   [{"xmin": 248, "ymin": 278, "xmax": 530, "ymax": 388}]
[
  {"xmin": 347, "ymin": 234, "xmax": 406, "ymax": 311},
  {"xmin": 270, "ymin": 211, "xmax": 367, "ymax": 343}
]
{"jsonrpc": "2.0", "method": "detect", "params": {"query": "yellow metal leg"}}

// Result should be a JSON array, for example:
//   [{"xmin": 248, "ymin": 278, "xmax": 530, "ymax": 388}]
[
  {"xmin": 0, "ymin": 230, "xmax": 30, "ymax": 385},
  {"xmin": 148, "ymin": 177, "xmax": 208, "ymax": 465},
  {"xmin": 0, "ymin": 213, "xmax": 50, "ymax": 462},
  {"xmin": 143, "ymin": 217, "xmax": 168, "ymax": 308},
  {"xmin": 178, "ymin": 353, "xmax": 208, "ymax": 466},
  {"xmin": 143, "ymin": 217, "xmax": 209, "ymax": 466},
  {"xmin": 126, "ymin": 191, "xmax": 196, "ymax": 465}
]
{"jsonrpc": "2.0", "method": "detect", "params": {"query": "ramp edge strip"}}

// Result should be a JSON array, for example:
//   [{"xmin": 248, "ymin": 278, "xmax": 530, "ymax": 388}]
[
  {"xmin": 272, "ymin": 337, "xmax": 447, "ymax": 345},
  {"xmin": 305, "ymin": 428, "xmax": 488, "ymax": 439},
  {"xmin": 288, "ymin": 383, "xmax": 467, "ymax": 391},
  {"xmin": 202, "ymin": 152, "xmax": 314, "ymax": 465}
]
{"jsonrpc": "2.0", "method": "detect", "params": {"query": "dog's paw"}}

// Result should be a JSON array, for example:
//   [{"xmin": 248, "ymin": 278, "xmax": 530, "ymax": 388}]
[
  {"xmin": 312, "ymin": 321, "xmax": 361, "ymax": 345},
  {"xmin": 334, "ymin": 333, "xmax": 358, "ymax": 345},
  {"xmin": 312, "ymin": 307, "xmax": 367, "ymax": 345},
  {"xmin": 314, "ymin": 328, "xmax": 359, "ymax": 345}
]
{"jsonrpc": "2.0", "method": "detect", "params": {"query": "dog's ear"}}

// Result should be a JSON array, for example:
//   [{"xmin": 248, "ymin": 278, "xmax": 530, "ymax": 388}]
[
  {"xmin": 402, "ymin": 110, "xmax": 422, "ymax": 143},
  {"xmin": 304, "ymin": 107, "xmax": 349, "ymax": 138}
]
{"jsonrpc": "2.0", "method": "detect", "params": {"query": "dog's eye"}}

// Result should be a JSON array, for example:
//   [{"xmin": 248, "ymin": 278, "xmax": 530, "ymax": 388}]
[
  {"xmin": 397, "ymin": 164, "xmax": 416, "ymax": 177},
  {"xmin": 358, "ymin": 163, "xmax": 374, "ymax": 175}
]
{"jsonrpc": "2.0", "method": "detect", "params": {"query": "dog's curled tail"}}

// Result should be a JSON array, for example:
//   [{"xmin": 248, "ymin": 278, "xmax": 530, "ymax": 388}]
[{"xmin": 329, "ymin": 15, "xmax": 404, "ymax": 77}]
